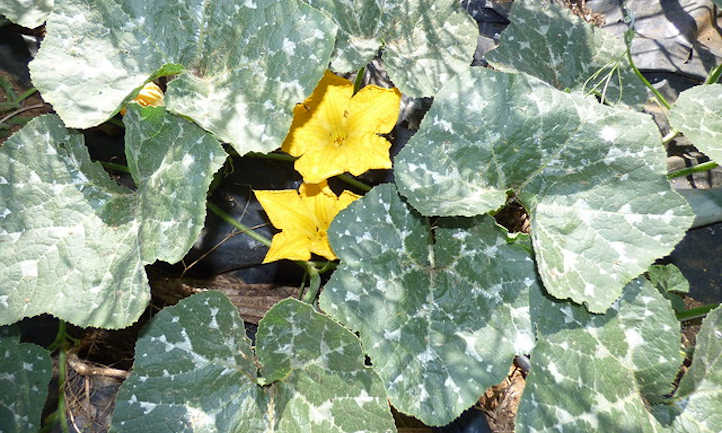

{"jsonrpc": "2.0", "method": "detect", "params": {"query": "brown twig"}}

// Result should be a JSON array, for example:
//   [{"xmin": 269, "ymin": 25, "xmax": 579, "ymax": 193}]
[
  {"xmin": 0, "ymin": 103, "xmax": 48, "ymax": 126},
  {"xmin": 66, "ymin": 352, "xmax": 130, "ymax": 379}
]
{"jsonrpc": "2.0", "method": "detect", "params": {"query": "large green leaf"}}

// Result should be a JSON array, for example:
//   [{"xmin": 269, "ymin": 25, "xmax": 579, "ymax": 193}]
[
  {"xmin": 517, "ymin": 277, "xmax": 680, "ymax": 432},
  {"xmin": 485, "ymin": 0, "xmax": 648, "ymax": 108},
  {"xmin": 0, "ymin": 0, "xmax": 53, "ymax": 28},
  {"xmin": 656, "ymin": 307, "xmax": 721, "ymax": 433},
  {"xmin": 28, "ymin": 0, "xmax": 337, "ymax": 154},
  {"xmin": 0, "ymin": 110, "xmax": 225, "ymax": 328},
  {"xmin": 123, "ymin": 105, "xmax": 226, "ymax": 263},
  {"xmin": 395, "ymin": 68, "xmax": 693, "ymax": 313},
  {"xmin": 319, "ymin": 183, "xmax": 538, "ymax": 426},
  {"xmin": 668, "ymin": 83, "xmax": 722, "ymax": 164},
  {"xmin": 0, "ymin": 334, "xmax": 52, "ymax": 433},
  {"xmin": 301, "ymin": 0, "xmax": 477, "ymax": 97},
  {"xmin": 112, "ymin": 291, "xmax": 396, "ymax": 433}
]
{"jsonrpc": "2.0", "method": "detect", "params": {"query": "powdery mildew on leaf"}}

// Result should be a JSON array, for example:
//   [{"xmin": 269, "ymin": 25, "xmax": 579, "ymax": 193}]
[
  {"xmin": 395, "ymin": 68, "xmax": 694, "ymax": 313},
  {"xmin": 517, "ymin": 278, "xmax": 680, "ymax": 433},
  {"xmin": 0, "ymin": 0, "xmax": 53, "ymax": 28},
  {"xmin": 28, "ymin": 0, "xmax": 337, "ymax": 154},
  {"xmin": 319, "ymin": 183, "xmax": 538, "ymax": 426},
  {"xmin": 0, "ymin": 332, "xmax": 52, "ymax": 433},
  {"xmin": 0, "ymin": 112, "xmax": 225, "ymax": 328},
  {"xmin": 485, "ymin": 0, "xmax": 648, "ymax": 108},
  {"xmin": 123, "ymin": 105, "xmax": 227, "ymax": 263},
  {"xmin": 111, "ymin": 292, "xmax": 396, "ymax": 433},
  {"xmin": 301, "ymin": 0, "xmax": 477, "ymax": 96},
  {"xmin": 669, "ymin": 83, "xmax": 722, "ymax": 164}
]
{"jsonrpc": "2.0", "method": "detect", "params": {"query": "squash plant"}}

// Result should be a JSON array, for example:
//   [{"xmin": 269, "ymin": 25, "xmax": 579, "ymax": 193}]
[{"xmin": 1, "ymin": 1, "xmax": 720, "ymax": 432}]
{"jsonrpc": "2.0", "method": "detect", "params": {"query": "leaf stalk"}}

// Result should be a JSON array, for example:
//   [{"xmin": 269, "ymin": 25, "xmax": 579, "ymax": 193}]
[
  {"xmin": 667, "ymin": 161, "xmax": 719, "ymax": 179},
  {"xmin": 622, "ymin": 14, "xmax": 671, "ymax": 110}
]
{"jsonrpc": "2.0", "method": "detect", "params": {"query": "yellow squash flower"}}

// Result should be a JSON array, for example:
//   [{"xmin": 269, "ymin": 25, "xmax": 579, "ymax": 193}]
[
  {"xmin": 282, "ymin": 70, "xmax": 402, "ymax": 184},
  {"xmin": 120, "ymin": 82, "xmax": 164, "ymax": 115},
  {"xmin": 254, "ymin": 181, "xmax": 360, "ymax": 263}
]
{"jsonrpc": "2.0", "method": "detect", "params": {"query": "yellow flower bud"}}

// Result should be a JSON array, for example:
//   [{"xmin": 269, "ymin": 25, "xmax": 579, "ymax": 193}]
[{"xmin": 120, "ymin": 82, "xmax": 164, "ymax": 115}]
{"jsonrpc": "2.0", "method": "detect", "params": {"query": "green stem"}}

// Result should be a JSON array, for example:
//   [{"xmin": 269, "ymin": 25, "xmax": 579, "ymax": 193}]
[
  {"xmin": 297, "ymin": 275, "xmax": 307, "ymax": 299},
  {"xmin": 301, "ymin": 265, "xmax": 321, "ymax": 304},
  {"xmin": 676, "ymin": 303, "xmax": 719, "ymax": 321},
  {"xmin": 47, "ymin": 320, "xmax": 78, "ymax": 352},
  {"xmin": 337, "ymin": 173, "xmax": 372, "ymax": 192},
  {"xmin": 48, "ymin": 320, "xmax": 65, "ymax": 352},
  {"xmin": 705, "ymin": 64, "xmax": 722, "ymax": 84},
  {"xmin": 40, "ymin": 412, "xmax": 58, "ymax": 433},
  {"xmin": 624, "ymin": 26, "xmax": 671, "ymax": 109},
  {"xmin": 206, "ymin": 202, "xmax": 272, "ymax": 248},
  {"xmin": 46, "ymin": 321, "xmax": 72, "ymax": 433},
  {"xmin": 100, "ymin": 161, "xmax": 131, "ymax": 173},
  {"xmin": 56, "ymin": 348, "xmax": 70, "ymax": 433},
  {"xmin": 315, "ymin": 260, "xmax": 337, "ymax": 274},
  {"xmin": 667, "ymin": 161, "xmax": 719, "ymax": 179},
  {"xmin": 247, "ymin": 151, "xmax": 296, "ymax": 163}
]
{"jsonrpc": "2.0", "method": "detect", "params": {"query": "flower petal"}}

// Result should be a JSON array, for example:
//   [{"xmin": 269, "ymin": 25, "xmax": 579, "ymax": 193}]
[
  {"xmin": 293, "ymin": 146, "xmax": 349, "ymax": 184},
  {"xmin": 298, "ymin": 180, "xmax": 336, "ymax": 198},
  {"xmin": 263, "ymin": 231, "xmax": 312, "ymax": 263},
  {"xmin": 347, "ymin": 85, "xmax": 401, "ymax": 137},
  {"xmin": 305, "ymin": 182, "xmax": 360, "ymax": 229},
  {"xmin": 337, "ymin": 190, "xmax": 362, "ymax": 209},
  {"xmin": 282, "ymin": 71, "xmax": 353, "ymax": 158},
  {"xmin": 310, "ymin": 234, "xmax": 337, "ymax": 260},
  {"xmin": 343, "ymin": 134, "xmax": 393, "ymax": 176},
  {"xmin": 253, "ymin": 189, "xmax": 315, "ymax": 235},
  {"xmin": 281, "ymin": 71, "xmax": 400, "ymax": 184},
  {"xmin": 255, "ymin": 181, "xmax": 359, "ymax": 263}
]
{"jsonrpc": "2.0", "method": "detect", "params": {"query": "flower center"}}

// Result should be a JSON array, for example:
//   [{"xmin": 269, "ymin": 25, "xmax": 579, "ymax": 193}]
[
  {"xmin": 331, "ymin": 133, "xmax": 345, "ymax": 147},
  {"xmin": 329, "ymin": 110, "xmax": 350, "ymax": 147}
]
